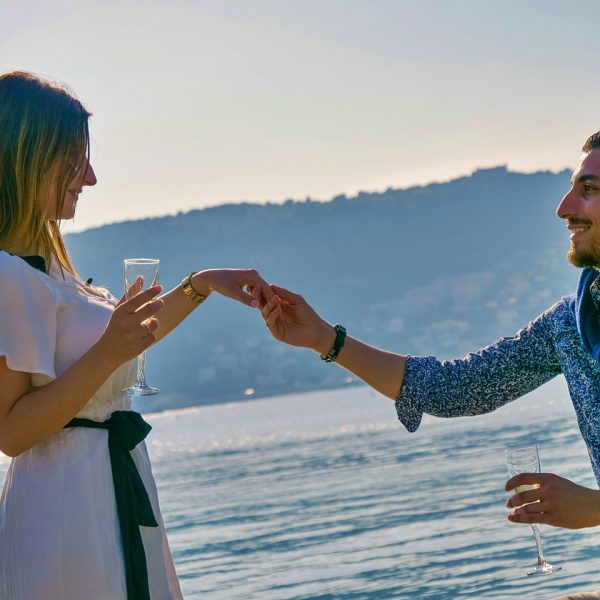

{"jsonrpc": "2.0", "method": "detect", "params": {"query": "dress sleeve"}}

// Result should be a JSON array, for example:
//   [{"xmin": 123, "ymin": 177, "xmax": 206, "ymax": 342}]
[
  {"xmin": 395, "ymin": 301, "xmax": 564, "ymax": 432},
  {"xmin": 0, "ymin": 257, "xmax": 59, "ymax": 379}
]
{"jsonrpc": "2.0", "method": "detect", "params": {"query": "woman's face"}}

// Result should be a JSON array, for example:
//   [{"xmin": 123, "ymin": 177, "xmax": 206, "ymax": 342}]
[{"xmin": 44, "ymin": 158, "xmax": 97, "ymax": 221}]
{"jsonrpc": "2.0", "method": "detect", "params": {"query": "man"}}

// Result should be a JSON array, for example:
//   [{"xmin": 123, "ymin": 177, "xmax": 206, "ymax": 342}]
[{"xmin": 259, "ymin": 131, "xmax": 600, "ymax": 599}]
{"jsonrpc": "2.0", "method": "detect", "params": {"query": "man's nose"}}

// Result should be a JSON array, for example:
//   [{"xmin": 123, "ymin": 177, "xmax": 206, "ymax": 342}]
[{"xmin": 557, "ymin": 188, "xmax": 578, "ymax": 219}]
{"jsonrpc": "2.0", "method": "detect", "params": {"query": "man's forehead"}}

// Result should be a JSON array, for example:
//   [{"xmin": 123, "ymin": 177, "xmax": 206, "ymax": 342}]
[{"xmin": 572, "ymin": 149, "xmax": 600, "ymax": 182}]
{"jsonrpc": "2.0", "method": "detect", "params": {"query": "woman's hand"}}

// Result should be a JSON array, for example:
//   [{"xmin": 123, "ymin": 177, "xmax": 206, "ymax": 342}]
[
  {"xmin": 261, "ymin": 285, "xmax": 335, "ymax": 353},
  {"xmin": 95, "ymin": 280, "xmax": 164, "ymax": 369},
  {"xmin": 505, "ymin": 472, "xmax": 600, "ymax": 529},
  {"xmin": 191, "ymin": 269, "xmax": 273, "ymax": 307}
]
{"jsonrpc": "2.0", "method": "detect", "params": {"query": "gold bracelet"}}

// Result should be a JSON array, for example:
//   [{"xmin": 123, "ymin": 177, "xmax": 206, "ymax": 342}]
[{"xmin": 181, "ymin": 272, "xmax": 208, "ymax": 305}]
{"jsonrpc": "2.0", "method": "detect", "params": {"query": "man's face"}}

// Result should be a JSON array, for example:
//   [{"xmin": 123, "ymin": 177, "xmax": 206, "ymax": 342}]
[{"xmin": 556, "ymin": 148, "xmax": 600, "ymax": 268}]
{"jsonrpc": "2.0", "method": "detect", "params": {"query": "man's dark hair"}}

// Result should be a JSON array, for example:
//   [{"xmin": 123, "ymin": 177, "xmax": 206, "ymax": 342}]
[{"xmin": 583, "ymin": 131, "xmax": 600, "ymax": 152}]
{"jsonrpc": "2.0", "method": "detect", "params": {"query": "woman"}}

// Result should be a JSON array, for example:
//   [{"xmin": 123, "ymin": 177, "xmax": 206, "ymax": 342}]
[{"xmin": 0, "ymin": 71, "xmax": 270, "ymax": 599}]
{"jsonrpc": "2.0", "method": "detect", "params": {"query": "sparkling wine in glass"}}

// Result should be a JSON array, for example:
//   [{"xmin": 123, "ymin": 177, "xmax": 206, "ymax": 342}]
[
  {"xmin": 123, "ymin": 258, "xmax": 160, "ymax": 396},
  {"xmin": 505, "ymin": 445, "xmax": 561, "ymax": 576}
]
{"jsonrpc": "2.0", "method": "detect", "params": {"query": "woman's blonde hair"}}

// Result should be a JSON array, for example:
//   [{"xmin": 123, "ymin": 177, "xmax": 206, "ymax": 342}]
[{"xmin": 0, "ymin": 71, "xmax": 91, "ymax": 277}]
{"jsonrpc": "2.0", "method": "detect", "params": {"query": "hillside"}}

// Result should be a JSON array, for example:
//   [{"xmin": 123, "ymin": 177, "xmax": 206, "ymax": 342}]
[{"xmin": 65, "ymin": 166, "xmax": 578, "ymax": 411}]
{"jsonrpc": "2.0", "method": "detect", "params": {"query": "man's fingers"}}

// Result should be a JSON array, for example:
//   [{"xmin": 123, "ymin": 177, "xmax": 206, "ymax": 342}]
[
  {"xmin": 506, "ymin": 488, "xmax": 541, "ymax": 508},
  {"xmin": 265, "ymin": 306, "xmax": 281, "ymax": 330},
  {"xmin": 258, "ymin": 282, "xmax": 275, "ymax": 303},
  {"xmin": 508, "ymin": 511, "xmax": 548, "ymax": 525},
  {"xmin": 505, "ymin": 472, "xmax": 544, "ymax": 492},
  {"xmin": 262, "ymin": 297, "xmax": 280, "ymax": 320},
  {"xmin": 511, "ymin": 499, "xmax": 549, "ymax": 514},
  {"xmin": 270, "ymin": 284, "xmax": 303, "ymax": 304}
]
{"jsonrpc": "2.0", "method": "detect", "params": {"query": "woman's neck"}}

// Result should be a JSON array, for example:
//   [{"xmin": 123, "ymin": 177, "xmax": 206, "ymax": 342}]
[{"xmin": 3, "ymin": 245, "xmax": 41, "ymax": 256}]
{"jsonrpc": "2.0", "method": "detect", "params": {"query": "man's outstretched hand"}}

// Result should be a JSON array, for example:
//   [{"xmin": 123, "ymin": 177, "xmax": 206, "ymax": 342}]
[{"xmin": 259, "ymin": 285, "xmax": 335, "ymax": 354}]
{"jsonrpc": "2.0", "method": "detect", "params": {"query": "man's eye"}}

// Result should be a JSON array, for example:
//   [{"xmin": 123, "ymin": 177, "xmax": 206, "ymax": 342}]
[{"xmin": 584, "ymin": 184, "xmax": 596, "ymax": 193}]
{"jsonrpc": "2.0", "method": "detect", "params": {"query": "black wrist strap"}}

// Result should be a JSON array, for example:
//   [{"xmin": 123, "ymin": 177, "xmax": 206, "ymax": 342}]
[{"xmin": 320, "ymin": 324, "xmax": 347, "ymax": 363}]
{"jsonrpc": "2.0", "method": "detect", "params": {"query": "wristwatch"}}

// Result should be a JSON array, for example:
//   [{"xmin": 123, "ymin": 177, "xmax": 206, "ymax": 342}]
[{"xmin": 181, "ymin": 272, "xmax": 208, "ymax": 305}]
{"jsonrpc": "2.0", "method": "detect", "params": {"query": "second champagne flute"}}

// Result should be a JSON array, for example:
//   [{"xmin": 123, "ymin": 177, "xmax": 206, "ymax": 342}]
[
  {"xmin": 505, "ymin": 444, "xmax": 561, "ymax": 576},
  {"xmin": 123, "ymin": 258, "xmax": 160, "ymax": 397}
]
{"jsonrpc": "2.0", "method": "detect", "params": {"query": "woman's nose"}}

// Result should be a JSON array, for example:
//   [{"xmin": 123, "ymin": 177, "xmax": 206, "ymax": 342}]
[{"xmin": 83, "ymin": 162, "xmax": 97, "ymax": 187}]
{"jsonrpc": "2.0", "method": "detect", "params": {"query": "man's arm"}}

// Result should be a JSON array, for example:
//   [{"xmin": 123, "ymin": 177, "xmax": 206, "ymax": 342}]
[{"xmin": 261, "ymin": 285, "xmax": 563, "ymax": 431}]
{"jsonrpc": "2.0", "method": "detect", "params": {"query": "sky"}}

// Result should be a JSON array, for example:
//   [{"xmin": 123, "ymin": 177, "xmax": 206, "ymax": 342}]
[{"xmin": 2, "ymin": 0, "xmax": 600, "ymax": 233}]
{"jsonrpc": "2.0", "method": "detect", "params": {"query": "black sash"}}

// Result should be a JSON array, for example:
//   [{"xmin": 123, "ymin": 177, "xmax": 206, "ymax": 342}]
[{"xmin": 64, "ymin": 411, "xmax": 158, "ymax": 600}]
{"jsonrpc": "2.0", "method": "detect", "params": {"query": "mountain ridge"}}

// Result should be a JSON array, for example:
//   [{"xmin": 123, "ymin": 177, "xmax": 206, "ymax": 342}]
[{"xmin": 65, "ymin": 166, "xmax": 578, "ymax": 412}]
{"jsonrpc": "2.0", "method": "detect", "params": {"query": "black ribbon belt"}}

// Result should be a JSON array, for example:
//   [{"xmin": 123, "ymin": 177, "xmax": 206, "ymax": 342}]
[{"xmin": 64, "ymin": 411, "xmax": 158, "ymax": 600}]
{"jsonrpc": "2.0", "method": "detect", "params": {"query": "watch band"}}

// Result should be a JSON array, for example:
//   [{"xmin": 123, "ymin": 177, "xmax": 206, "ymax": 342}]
[
  {"xmin": 320, "ymin": 324, "xmax": 346, "ymax": 363},
  {"xmin": 181, "ymin": 272, "xmax": 208, "ymax": 305}
]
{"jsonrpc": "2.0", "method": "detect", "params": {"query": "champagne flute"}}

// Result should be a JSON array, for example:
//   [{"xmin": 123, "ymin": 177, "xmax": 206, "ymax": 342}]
[
  {"xmin": 505, "ymin": 445, "xmax": 561, "ymax": 576},
  {"xmin": 122, "ymin": 258, "xmax": 160, "ymax": 396}
]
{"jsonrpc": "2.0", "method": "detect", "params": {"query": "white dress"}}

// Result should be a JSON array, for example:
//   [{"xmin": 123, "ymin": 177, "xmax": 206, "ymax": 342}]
[{"xmin": 0, "ymin": 251, "xmax": 183, "ymax": 600}]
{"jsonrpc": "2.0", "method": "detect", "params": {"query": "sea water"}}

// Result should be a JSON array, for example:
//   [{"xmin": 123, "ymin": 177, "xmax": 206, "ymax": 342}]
[{"xmin": 1, "ymin": 377, "xmax": 599, "ymax": 599}]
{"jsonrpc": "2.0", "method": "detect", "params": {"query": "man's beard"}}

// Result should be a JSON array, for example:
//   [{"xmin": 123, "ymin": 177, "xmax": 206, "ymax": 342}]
[{"xmin": 567, "ymin": 241, "xmax": 600, "ymax": 268}]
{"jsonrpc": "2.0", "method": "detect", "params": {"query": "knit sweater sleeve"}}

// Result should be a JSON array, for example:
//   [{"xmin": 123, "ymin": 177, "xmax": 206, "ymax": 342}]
[{"xmin": 395, "ymin": 301, "xmax": 564, "ymax": 432}]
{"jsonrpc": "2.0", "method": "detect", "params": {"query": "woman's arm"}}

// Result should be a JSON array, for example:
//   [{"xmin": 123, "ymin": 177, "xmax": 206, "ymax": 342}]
[
  {"xmin": 0, "ymin": 285, "xmax": 164, "ymax": 457},
  {"xmin": 150, "ymin": 269, "xmax": 273, "ymax": 345}
]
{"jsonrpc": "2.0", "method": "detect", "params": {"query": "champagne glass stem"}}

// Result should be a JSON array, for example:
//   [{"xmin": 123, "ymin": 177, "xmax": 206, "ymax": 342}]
[
  {"xmin": 136, "ymin": 351, "xmax": 148, "ymax": 387},
  {"xmin": 531, "ymin": 524, "xmax": 547, "ymax": 566}
]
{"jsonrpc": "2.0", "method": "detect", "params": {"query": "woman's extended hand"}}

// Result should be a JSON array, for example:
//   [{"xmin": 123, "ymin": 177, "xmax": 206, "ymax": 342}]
[
  {"xmin": 95, "ymin": 282, "xmax": 164, "ymax": 368},
  {"xmin": 505, "ymin": 472, "xmax": 600, "ymax": 529},
  {"xmin": 261, "ymin": 285, "xmax": 335, "ymax": 353},
  {"xmin": 192, "ymin": 269, "xmax": 273, "ymax": 307}
]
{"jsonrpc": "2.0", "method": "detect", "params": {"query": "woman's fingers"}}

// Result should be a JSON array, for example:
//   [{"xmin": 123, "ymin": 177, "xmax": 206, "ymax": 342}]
[
  {"xmin": 249, "ymin": 281, "xmax": 274, "ymax": 308},
  {"xmin": 132, "ymin": 298, "xmax": 165, "ymax": 323},
  {"xmin": 120, "ymin": 285, "xmax": 163, "ymax": 314},
  {"xmin": 140, "ymin": 317, "xmax": 160, "ymax": 341},
  {"xmin": 126, "ymin": 276, "xmax": 144, "ymax": 300},
  {"xmin": 239, "ymin": 272, "xmax": 273, "ymax": 307}
]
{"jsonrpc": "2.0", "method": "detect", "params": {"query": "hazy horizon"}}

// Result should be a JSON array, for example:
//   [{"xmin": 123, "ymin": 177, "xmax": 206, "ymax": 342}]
[
  {"xmin": 65, "ymin": 162, "xmax": 573, "ymax": 234},
  {"xmin": 3, "ymin": 0, "xmax": 598, "ymax": 233}
]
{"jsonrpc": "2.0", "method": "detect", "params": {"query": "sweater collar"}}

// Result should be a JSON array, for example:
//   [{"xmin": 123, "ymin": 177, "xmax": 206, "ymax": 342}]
[{"xmin": 575, "ymin": 267, "xmax": 600, "ymax": 362}]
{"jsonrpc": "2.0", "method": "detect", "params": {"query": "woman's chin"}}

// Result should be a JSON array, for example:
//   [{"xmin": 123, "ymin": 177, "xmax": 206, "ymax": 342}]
[{"xmin": 49, "ymin": 211, "xmax": 76, "ymax": 222}]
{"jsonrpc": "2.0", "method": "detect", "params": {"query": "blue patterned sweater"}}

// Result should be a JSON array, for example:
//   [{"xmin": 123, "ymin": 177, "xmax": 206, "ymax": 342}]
[{"xmin": 395, "ymin": 295, "xmax": 600, "ymax": 485}]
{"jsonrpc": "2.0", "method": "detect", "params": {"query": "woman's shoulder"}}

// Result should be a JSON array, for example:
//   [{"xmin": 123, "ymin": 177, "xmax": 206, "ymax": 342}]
[
  {"xmin": 0, "ymin": 250, "xmax": 31, "ymax": 280},
  {"xmin": 0, "ymin": 251, "xmax": 60, "ymax": 298}
]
